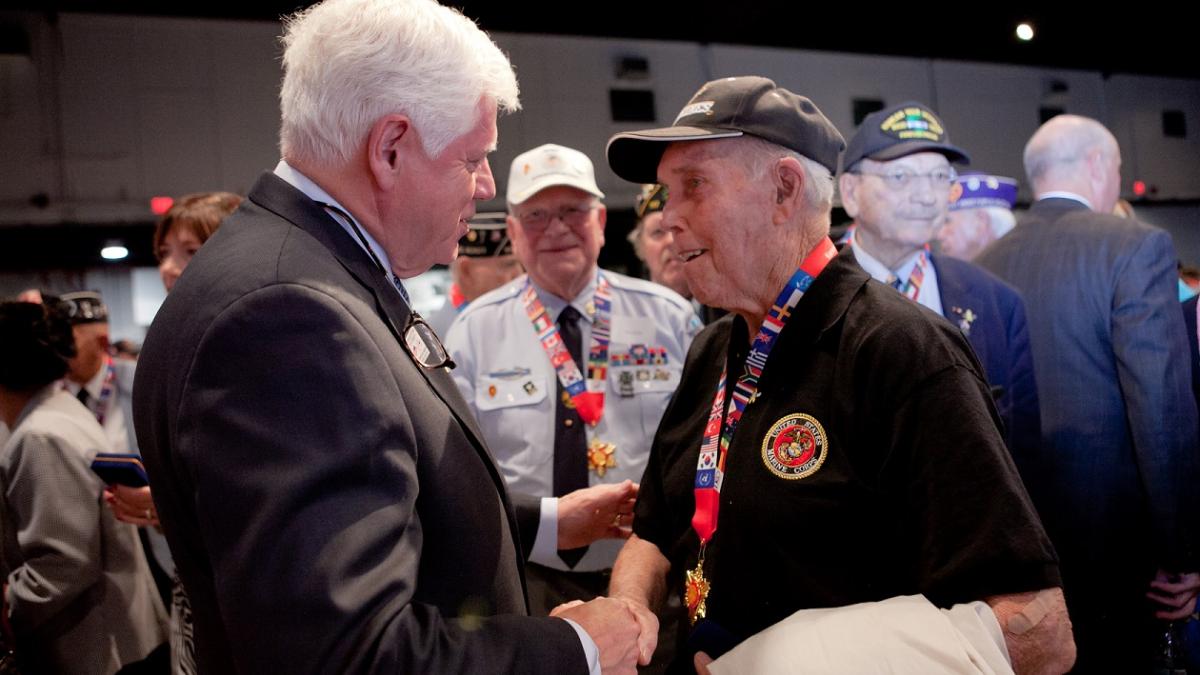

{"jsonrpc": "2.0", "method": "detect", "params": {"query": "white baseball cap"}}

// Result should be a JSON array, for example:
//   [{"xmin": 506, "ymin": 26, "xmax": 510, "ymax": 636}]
[{"xmin": 506, "ymin": 143, "xmax": 605, "ymax": 205}]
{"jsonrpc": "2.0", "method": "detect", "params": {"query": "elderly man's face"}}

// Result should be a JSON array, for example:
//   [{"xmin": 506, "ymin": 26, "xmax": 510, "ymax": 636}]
[
  {"xmin": 936, "ymin": 208, "xmax": 992, "ymax": 260},
  {"xmin": 458, "ymin": 254, "xmax": 523, "ymax": 302},
  {"xmin": 657, "ymin": 139, "xmax": 774, "ymax": 311},
  {"xmin": 508, "ymin": 185, "xmax": 606, "ymax": 298},
  {"xmin": 67, "ymin": 322, "xmax": 109, "ymax": 383},
  {"xmin": 843, "ymin": 152, "xmax": 952, "ymax": 258},
  {"xmin": 389, "ymin": 98, "xmax": 498, "ymax": 276},
  {"xmin": 637, "ymin": 211, "xmax": 690, "ymax": 299}
]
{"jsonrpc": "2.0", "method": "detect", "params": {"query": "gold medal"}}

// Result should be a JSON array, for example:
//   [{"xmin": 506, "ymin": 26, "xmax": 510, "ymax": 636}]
[
  {"xmin": 587, "ymin": 439, "xmax": 617, "ymax": 477},
  {"xmin": 685, "ymin": 546, "xmax": 710, "ymax": 625}
]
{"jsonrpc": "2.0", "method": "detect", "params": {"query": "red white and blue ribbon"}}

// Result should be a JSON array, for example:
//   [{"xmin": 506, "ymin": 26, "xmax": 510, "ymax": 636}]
[
  {"xmin": 899, "ymin": 245, "xmax": 929, "ymax": 303},
  {"xmin": 522, "ymin": 275, "xmax": 612, "ymax": 426},
  {"xmin": 691, "ymin": 238, "xmax": 837, "ymax": 545}
]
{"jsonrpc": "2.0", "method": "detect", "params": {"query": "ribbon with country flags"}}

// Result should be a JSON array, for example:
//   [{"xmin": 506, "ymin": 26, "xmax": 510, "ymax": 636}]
[
  {"xmin": 522, "ymin": 275, "xmax": 612, "ymax": 426},
  {"xmin": 691, "ymin": 237, "xmax": 837, "ymax": 545}
]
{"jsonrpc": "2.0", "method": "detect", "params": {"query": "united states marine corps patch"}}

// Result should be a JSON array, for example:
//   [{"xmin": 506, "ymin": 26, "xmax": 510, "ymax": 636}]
[{"xmin": 761, "ymin": 413, "xmax": 828, "ymax": 480}]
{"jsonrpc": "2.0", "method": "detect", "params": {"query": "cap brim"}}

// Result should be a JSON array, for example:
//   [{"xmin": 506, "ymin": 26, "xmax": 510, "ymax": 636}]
[
  {"xmin": 606, "ymin": 127, "xmax": 744, "ymax": 184},
  {"xmin": 870, "ymin": 140, "xmax": 971, "ymax": 166}
]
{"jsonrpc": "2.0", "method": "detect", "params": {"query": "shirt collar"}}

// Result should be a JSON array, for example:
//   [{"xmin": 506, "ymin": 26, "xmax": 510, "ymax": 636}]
[
  {"xmin": 1038, "ymin": 191, "xmax": 1094, "ymax": 210},
  {"xmin": 273, "ymin": 159, "xmax": 408, "ymax": 300},
  {"xmin": 850, "ymin": 236, "xmax": 924, "ymax": 285},
  {"xmin": 528, "ymin": 268, "xmax": 601, "ymax": 324}
]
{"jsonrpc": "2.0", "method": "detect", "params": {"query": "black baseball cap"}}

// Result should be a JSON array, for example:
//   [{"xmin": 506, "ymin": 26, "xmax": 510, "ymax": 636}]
[
  {"xmin": 457, "ymin": 212, "xmax": 512, "ymax": 258},
  {"xmin": 842, "ymin": 101, "xmax": 970, "ymax": 171},
  {"xmin": 55, "ymin": 291, "xmax": 109, "ymax": 325},
  {"xmin": 607, "ymin": 76, "xmax": 845, "ymax": 183}
]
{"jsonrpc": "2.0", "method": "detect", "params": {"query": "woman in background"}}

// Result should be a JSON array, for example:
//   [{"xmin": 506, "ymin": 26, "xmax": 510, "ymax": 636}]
[{"xmin": 105, "ymin": 191, "xmax": 242, "ymax": 675}]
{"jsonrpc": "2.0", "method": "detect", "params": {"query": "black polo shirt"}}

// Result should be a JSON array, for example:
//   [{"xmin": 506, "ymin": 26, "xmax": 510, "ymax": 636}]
[{"xmin": 634, "ymin": 250, "xmax": 1060, "ymax": 643}]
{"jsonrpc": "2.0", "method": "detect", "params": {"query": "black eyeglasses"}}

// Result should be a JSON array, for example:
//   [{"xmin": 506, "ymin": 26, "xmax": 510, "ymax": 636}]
[{"xmin": 403, "ymin": 313, "xmax": 455, "ymax": 370}]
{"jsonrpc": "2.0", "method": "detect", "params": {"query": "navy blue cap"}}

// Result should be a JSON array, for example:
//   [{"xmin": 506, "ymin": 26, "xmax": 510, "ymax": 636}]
[{"xmin": 842, "ymin": 101, "xmax": 969, "ymax": 171}]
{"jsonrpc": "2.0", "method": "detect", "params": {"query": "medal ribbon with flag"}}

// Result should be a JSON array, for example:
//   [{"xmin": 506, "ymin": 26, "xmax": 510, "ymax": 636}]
[
  {"xmin": 691, "ymin": 238, "xmax": 837, "ymax": 545},
  {"xmin": 899, "ymin": 245, "xmax": 929, "ymax": 303},
  {"xmin": 522, "ymin": 275, "xmax": 612, "ymax": 426}
]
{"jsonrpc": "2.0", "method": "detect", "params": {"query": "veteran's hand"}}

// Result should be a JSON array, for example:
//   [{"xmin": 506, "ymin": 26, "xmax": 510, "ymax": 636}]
[
  {"xmin": 553, "ymin": 596, "xmax": 641, "ymax": 675},
  {"xmin": 694, "ymin": 651, "xmax": 714, "ymax": 675},
  {"xmin": 104, "ymin": 484, "xmax": 159, "ymax": 527},
  {"xmin": 1147, "ymin": 570, "xmax": 1200, "ymax": 620},
  {"xmin": 558, "ymin": 480, "xmax": 638, "ymax": 550}
]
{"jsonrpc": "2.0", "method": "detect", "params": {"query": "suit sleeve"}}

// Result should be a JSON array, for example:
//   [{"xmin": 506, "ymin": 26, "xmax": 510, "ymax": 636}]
[
  {"xmin": 1004, "ymin": 292, "xmax": 1043, "ymax": 466},
  {"xmin": 1111, "ymin": 230, "xmax": 1200, "ymax": 569},
  {"xmin": 177, "ymin": 284, "xmax": 584, "ymax": 674},
  {"xmin": 4, "ymin": 431, "xmax": 105, "ymax": 633}
]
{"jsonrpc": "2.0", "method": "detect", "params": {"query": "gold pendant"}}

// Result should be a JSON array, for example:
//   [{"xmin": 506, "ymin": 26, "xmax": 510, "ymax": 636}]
[
  {"xmin": 587, "ymin": 439, "xmax": 617, "ymax": 477},
  {"xmin": 685, "ymin": 546, "xmax": 710, "ymax": 625}
]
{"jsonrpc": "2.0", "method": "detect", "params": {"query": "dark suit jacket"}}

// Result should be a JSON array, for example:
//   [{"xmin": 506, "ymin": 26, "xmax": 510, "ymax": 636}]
[
  {"xmin": 977, "ymin": 198, "xmax": 1200, "ymax": 609},
  {"xmin": 133, "ymin": 173, "xmax": 586, "ymax": 674},
  {"xmin": 931, "ymin": 254, "xmax": 1041, "ymax": 466}
]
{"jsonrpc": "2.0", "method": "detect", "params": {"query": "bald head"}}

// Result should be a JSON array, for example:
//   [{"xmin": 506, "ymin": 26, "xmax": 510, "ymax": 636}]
[{"xmin": 1024, "ymin": 115, "xmax": 1122, "ymax": 212}]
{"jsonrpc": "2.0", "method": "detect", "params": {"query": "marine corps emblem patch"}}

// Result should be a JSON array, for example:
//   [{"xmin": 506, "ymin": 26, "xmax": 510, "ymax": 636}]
[{"xmin": 761, "ymin": 413, "xmax": 828, "ymax": 480}]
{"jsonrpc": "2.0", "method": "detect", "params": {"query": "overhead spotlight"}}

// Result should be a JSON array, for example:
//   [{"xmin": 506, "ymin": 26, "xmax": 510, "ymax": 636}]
[
  {"xmin": 101, "ymin": 240, "xmax": 129, "ymax": 261},
  {"xmin": 1016, "ymin": 23, "xmax": 1034, "ymax": 41}
]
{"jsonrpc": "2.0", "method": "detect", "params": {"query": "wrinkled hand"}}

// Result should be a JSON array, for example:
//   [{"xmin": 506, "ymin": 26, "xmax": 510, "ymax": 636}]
[
  {"xmin": 552, "ymin": 596, "xmax": 641, "ymax": 675},
  {"xmin": 103, "ymin": 485, "xmax": 159, "ymax": 527},
  {"xmin": 1147, "ymin": 570, "xmax": 1200, "ymax": 620},
  {"xmin": 694, "ymin": 651, "xmax": 714, "ymax": 675},
  {"xmin": 618, "ymin": 597, "xmax": 659, "ymax": 666},
  {"xmin": 558, "ymin": 480, "xmax": 638, "ymax": 550}
]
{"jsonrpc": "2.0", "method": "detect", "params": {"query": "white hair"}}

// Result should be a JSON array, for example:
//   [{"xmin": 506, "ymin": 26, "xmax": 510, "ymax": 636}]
[
  {"xmin": 732, "ymin": 136, "xmax": 835, "ymax": 227},
  {"xmin": 279, "ymin": 0, "xmax": 520, "ymax": 167},
  {"xmin": 984, "ymin": 206, "xmax": 1016, "ymax": 239},
  {"xmin": 1023, "ymin": 114, "xmax": 1117, "ymax": 192}
]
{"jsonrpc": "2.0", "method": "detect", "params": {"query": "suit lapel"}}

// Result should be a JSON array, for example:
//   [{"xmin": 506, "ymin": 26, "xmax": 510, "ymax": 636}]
[
  {"xmin": 246, "ymin": 173, "xmax": 501, "ymax": 492},
  {"xmin": 930, "ymin": 254, "xmax": 969, "ymax": 320}
]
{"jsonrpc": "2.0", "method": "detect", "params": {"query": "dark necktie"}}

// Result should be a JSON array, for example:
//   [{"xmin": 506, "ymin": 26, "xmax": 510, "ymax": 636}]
[
  {"xmin": 76, "ymin": 387, "xmax": 91, "ymax": 408},
  {"xmin": 890, "ymin": 276, "xmax": 904, "ymax": 291},
  {"xmin": 553, "ymin": 305, "xmax": 590, "ymax": 568}
]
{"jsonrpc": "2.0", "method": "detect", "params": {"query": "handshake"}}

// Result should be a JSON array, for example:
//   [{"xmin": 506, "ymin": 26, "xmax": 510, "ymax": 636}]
[{"xmin": 550, "ymin": 596, "xmax": 658, "ymax": 675}]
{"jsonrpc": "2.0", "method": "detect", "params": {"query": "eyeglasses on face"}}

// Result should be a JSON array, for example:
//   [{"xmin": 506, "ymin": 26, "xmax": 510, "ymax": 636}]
[
  {"xmin": 852, "ymin": 166, "xmax": 958, "ymax": 191},
  {"xmin": 514, "ymin": 204, "xmax": 598, "ymax": 231}
]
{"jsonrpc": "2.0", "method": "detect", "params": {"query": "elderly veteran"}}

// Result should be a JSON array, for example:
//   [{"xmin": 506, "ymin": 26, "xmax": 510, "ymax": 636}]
[
  {"xmin": 838, "ymin": 102, "xmax": 1040, "ymax": 471},
  {"xmin": 445, "ymin": 143, "xmax": 700, "ymax": 620},
  {"xmin": 604, "ymin": 76, "xmax": 1074, "ymax": 674},
  {"xmin": 427, "ymin": 212, "xmax": 523, "ymax": 335},
  {"xmin": 936, "ymin": 172, "xmax": 1019, "ymax": 260}
]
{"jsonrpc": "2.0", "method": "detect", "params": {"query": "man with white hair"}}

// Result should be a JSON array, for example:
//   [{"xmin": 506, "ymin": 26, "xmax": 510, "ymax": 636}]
[
  {"xmin": 604, "ymin": 76, "xmax": 1073, "ymax": 674},
  {"xmin": 445, "ymin": 143, "xmax": 698, "ymax": 622},
  {"xmin": 133, "ymin": 1, "xmax": 643, "ymax": 673},
  {"xmin": 977, "ymin": 114, "xmax": 1200, "ymax": 674},
  {"xmin": 936, "ymin": 172, "xmax": 1019, "ymax": 260}
]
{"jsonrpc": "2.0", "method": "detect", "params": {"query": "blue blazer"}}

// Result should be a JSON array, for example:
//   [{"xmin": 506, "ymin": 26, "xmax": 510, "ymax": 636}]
[{"xmin": 931, "ymin": 254, "xmax": 1042, "ymax": 465}]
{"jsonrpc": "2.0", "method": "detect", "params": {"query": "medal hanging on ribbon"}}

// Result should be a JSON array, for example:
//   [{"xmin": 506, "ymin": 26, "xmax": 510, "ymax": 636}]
[
  {"xmin": 685, "ymin": 237, "xmax": 837, "ymax": 625},
  {"xmin": 524, "ymin": 276, "xmax": 616, "ymax": 474}
]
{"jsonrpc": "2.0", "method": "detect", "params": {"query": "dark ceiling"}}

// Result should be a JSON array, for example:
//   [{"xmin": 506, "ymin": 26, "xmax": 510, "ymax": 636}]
[{"xmin": 8, "ymin": 1, "xmax": 1195, "ymax": 79}]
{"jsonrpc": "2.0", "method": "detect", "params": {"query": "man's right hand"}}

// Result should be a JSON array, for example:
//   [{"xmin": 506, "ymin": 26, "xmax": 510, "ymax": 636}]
[
  {"xmin": 552, "ymin": 596, "xmax": 641, "ymax": 675},
  {"xmin": 558, "ymin": 480, "xmax": 639, "ymax": 550}
]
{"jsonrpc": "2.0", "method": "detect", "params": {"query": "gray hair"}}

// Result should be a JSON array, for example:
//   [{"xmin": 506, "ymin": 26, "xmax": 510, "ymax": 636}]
[
  {"xmin": 984, "ymin": 207, "xmax": 1016, "ymax": 239},
  {"xmin": 279, "ymin": 0, "xmax": 520, "ymax": 167},
  {"xmin": 1023, "ymin": 115, "xmax": 1117, "ymax": 192},
  {"xmin": 730, "ymin": 136, "xmax": 835, "ymax": 227}
]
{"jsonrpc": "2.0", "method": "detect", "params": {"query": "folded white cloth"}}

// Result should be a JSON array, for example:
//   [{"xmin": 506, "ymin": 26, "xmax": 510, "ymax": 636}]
[{"xmin": 707, "ymin": 594, "xmax": 1013, "ymax": 675}]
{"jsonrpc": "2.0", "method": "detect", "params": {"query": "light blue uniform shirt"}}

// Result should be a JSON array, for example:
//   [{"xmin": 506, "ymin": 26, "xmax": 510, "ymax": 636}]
[{"xmin": 445, "ymin": 268, "xmax": 701, "ymax": 571}]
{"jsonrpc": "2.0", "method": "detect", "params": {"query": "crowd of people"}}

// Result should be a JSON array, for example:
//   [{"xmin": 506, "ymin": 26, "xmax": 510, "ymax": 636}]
[{"xmin": 1, "ymin": 0, "xmax": 1198, "ymax": 673}]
